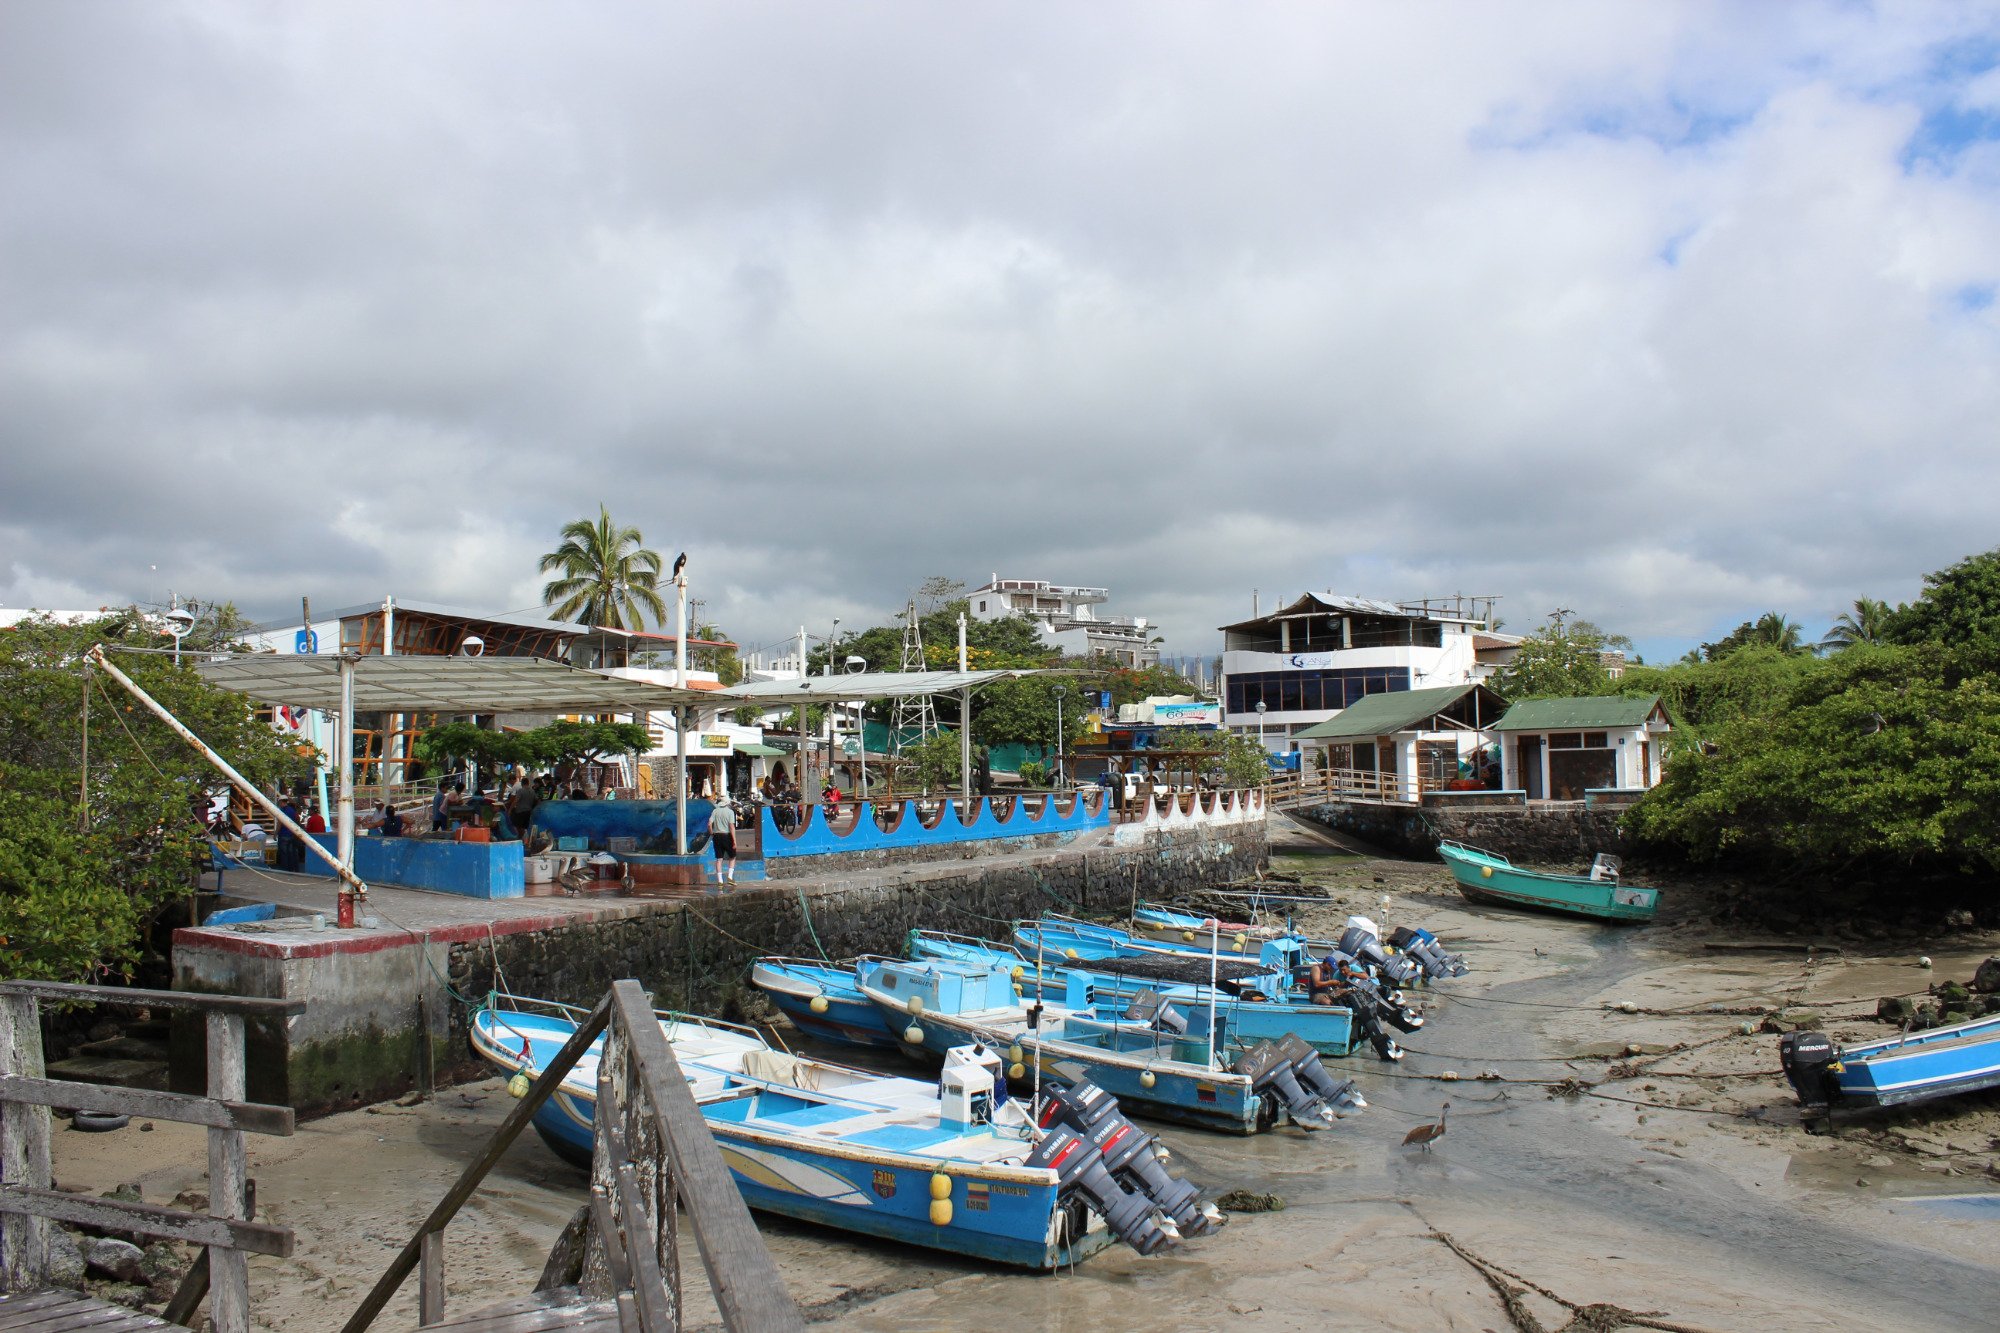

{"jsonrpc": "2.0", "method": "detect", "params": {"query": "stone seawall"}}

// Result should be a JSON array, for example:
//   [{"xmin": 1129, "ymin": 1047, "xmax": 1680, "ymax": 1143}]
[
  {"xmin": 1295, "ymin": 801, "xmax": 1630, "ymax": 868},
  {"xmin": 438, "ymin": 823, "xmax": 1265, "ymax": 1085}
]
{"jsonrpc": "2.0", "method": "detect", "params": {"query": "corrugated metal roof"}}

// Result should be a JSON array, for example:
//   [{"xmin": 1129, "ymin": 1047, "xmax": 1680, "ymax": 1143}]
[
  {"xmin": 1293, "ymin": 684, "xmax": 1482, "ymax": 739},
  {"xmin": 1491, "ymin": 695, "xmax": 1664, "ymax": 732}
]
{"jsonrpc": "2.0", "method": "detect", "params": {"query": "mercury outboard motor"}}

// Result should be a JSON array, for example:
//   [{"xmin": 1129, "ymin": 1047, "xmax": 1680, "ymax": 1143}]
[
  {"xmin": 1123, "ymin": 990, "xmax": 1189, "ymax": 1039},
  {"xmin": 1025, "ymin": 1124, "xmax": 1174, "ymax": 1254},
  {"xmin": 1388, "ymin": 925, "xmax": 1470, "ymax": 979},
  {"xmin": 1339, "ymin": 920, "xmax": 1422, "ymax": 989},
  {"xmin": 1037, "ymin": 1081, "xmax": 1216, "ymax": 1235},
  {"xmin": 1778, "ymin": 1031, "xmax": 1840, "ymax": 1109},
  {"xmin": 1329, "ymin": 960, "xmax": 1423, "ymax": 1033}
]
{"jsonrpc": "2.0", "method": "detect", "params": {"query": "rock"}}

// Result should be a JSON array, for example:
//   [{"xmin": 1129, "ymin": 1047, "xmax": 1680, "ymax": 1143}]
[
  {"xmin": 395, "ymin": 1091, "xmax": 424, "ymax": 1108},
  {"xmin": 1215, "ymin": 1190, "xmax": 1286, "ymax": 1213},
  {"xmin": 82, "ymin": 1237, "xmax": 147, "ymax": 1284},
  {"xmin": 1877, "ymin": 996, "xmax": 1917, "ymax": 1025},
  {"xmin": 46, "ymin": 1229, "xmax": 86, "ymax": 1290},
  {"xmin": 100, "ymin": 1183, "xmax": 142, "ymax": 1205},
  {"xmin": 87, "ymin": 1020, "xmax": 120, "ymax": 1043},
  {"xmin": 1972, "ymin": 956, "xmax": 2000, "ymax": 994},
  {"xmin": 139, "ymin": 1242, "xmax": 185, "ymax": 1285},
  {"xmin": 1942, "ymin": 1011, "xmax": 1970, "ymax": 1027},
  {"xmin": 1943, "ymin": 909, "xmax": 1975, "ymax": 931},
  {"xmin": 88, "ymin": 1280, "xmax": 150, "ymax": 1310},
  {"xmin": 1935, "ymin": 981, "xmax": 1973, "ymax": 1007},
  {"xmin": 170, "ymin": 1189, "xmax": 208, "ymax": 1213}
]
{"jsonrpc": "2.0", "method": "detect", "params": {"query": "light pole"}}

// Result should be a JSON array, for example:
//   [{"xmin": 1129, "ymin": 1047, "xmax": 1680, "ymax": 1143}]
[{"xmin": 1256, "ymin": 699, "xmax": 1267, "ymax": 753}]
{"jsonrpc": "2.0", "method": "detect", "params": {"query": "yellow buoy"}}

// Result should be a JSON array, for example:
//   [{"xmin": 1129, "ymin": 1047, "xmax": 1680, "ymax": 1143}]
[
  {"xmin": 1181, "ymin": 930, "xmax": 1196, "ymax": 943},
  {"xmin": 1064, "ymin": 948, "xmax": 1078, "ymax": 960},
  {"xmin": 1480, "ymin": 865, "xmax": 1494, "ymax": 879},
  {"xmin": 1009, "ymin": 1062, "xmax": 1026, "ymax": 1080},
  {"xmin": 1010, "ymin": 965, "xmax": 1024, "ymax": 980},
  {"xmin": 1232, "ymin": 932, "xmax": 1247, "ymax": 950},
  {"xmin": 904, "ymin": 1024, "xmax": 924, "ymax": 1044},
  {"xmin": 1008, "ymin": 1044, "xmax": 1023, "ymax": 1063},
  {"xmin": 1139, "ymin": 1070, "xmax": 1157, "ymax": 1089},
  {"xmin": 930, "ymin": 1199, "xmax": 953, "ymax": 1227},
  {"xmin": 507, "ymin": 1073, "xmax": 531, "ymax": 1099},
  {"xmin": 930, "ymin": 1173, "xmax": 952, "ymax": 1201},
  {"xmin": 809, "ymin": 995, "xmax": 830, "ymax": 1014},
  {"xmin": 906, "ymin": 995, "xmax": 925, "ymax": 1015},
  {"xmin": 1012, "ymin": 984, "xmax": 1024, "ymax": 998}
]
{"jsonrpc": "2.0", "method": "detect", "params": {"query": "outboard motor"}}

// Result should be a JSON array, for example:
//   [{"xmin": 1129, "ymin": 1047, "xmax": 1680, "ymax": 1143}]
[
  {"xmin": 1276, "ymin": 1034, "xmax": 1364, "ymax": 1116},
  {"xmin": 1778, "ymin": 1031, "xmax": 1841, "ymax": 1109},
  {"xmin": 1388, "ymin": 925, "xmax": 1470, "ymax": 979},
  {"xmin": 1339, "ymin": 920, "xmax": 1422, "ymax": 989},
  {"xmin": 1124, "ymin": 990, "xmax": 1189, "ymax": 1039},
  {"xmin": 1025, "ymin": 1124, "xmax": 1173, "ymax": 1255},
  {"xmin": 1038, "ymin": 1081, "xmax": 1216, "ymax": 1235},
  {"xmin": 1232, "ymin": 1038, "xmax": 1350, "ymax": 1128}
]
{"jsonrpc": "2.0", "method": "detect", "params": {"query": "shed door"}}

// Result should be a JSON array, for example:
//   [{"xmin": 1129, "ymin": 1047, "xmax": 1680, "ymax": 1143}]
[
  {"xmin": 1518, "ymin": 736, "xmax": 1543, "ymax": 799},
  {"xmin": 1548, "ymin": 749, "xmax": 1616, "ymax": 801}
]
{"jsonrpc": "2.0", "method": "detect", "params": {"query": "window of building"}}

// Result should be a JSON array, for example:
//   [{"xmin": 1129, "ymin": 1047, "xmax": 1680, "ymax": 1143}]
[
  {"xmin": 1224, "ymin": 668, "xmax": 1409, "ymax": 715},
  {"xmin": 1546, "ymin": 732, "xmax": 1610, "ymax": 750}
]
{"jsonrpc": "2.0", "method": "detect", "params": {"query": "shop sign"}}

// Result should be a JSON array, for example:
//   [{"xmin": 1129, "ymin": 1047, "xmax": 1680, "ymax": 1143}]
[{"xmin": 698, "ymin": 734, "xmax": 731, "ymax": 750}]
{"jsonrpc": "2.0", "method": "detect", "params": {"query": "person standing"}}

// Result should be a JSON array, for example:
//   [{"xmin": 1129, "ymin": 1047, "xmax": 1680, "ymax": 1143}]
[
  {"xmin": 506, "ymin": 769, "xmax": 539, "ymax": 839},
  {"xmin": 275, "ymin": 795, "xmax": 303, "ymax": 872},
  {"xmin": 708, "ymin": 796, "xmax": 739, "ymax": 885}
]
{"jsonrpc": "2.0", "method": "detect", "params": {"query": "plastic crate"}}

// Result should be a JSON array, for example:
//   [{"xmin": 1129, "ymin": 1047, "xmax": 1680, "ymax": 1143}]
[{"xmin": 557, "ymin": 836, "xmax": 589, "ymax": 852}]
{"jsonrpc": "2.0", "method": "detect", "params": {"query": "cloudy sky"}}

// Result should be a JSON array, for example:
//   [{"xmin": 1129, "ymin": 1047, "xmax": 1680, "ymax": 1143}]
[{"xmin": 3, "ymin": 3, "xmax": 1997, "ymax": 663}]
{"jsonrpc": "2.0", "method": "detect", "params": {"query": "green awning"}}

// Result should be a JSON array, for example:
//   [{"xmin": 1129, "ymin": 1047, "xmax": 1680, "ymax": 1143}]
[
  {"xmin": 734, "ymin": 742, "xmax": 787, "ymax": 756},
  {"xmin": 1491, "ymin": 695, "xmax": 1665, "ymax": 732},
  {"xmin": 1293, "ymin": 684, "xmax": 1496, "ymax": 740}
]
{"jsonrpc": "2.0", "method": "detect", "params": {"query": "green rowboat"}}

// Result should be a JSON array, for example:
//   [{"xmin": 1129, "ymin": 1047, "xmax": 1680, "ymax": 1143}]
[{"xmin": 1436, "ymin": 840, "xmax": 1660, "ymax": 923}]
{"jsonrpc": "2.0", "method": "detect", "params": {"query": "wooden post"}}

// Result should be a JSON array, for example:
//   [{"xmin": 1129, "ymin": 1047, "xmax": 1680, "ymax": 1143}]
[
  {"xmin": 206, "ymin": 1012, "xmax": 249, "ymax": 1333},
  {"xmin": 0, "ymin": 994, "xmax": 50, "ymax": 1290},
  {"xmin": 417, "ymin": 1231, "xmax": 443, "ymax": 1325}
]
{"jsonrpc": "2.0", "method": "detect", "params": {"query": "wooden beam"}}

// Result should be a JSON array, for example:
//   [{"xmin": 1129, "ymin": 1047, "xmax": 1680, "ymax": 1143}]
[
  {"xmin": 0, "ymin": 1076, "xmax": 293, "ymax": 1137},
  {"xmin": 206, "ymin": 1013, "xmax": 251, "ymax": 1333},
  {"xmin": 0, "ymin": 995, "xmax": 51, "ymax": 1291},
  {"xmin": 0, "ymin": 1188, "xmax": 290, "ymax": 1257},
  {"xmin": 0, "ymin": 982, "xmax": 304, "ymax": 1018},
  {"xmin": 338, "ymin": 993, "xmax": 613, "ymax": 1333}
]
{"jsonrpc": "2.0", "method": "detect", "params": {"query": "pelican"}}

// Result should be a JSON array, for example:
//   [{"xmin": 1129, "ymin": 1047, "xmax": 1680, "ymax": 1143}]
[{"xmin": 1402, "ymin": 1102, "xmax": 1449, "ymax": 1152}]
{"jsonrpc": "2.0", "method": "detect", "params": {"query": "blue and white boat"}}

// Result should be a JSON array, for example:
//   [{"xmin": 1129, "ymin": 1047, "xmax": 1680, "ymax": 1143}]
[
  {"xmin": 469, "ymin": 996, "xmax": 1211, "ymax": 1268},
  {"xmin": 1130, "ymin": 904, "xmax": 1470, "ymax": 982},
  {"xmin": 750, "ymin": 956, "xmax": 903, "ymax": 1049},
  {"xmin": 907, "ymin": 929, "xmax": 1357, "ymax": 1057},
  {"xmin": 1781, "ymin": 1014, "xmax": 2000, "ymax": 1110},
  {"xmin": 857, "ymin": 957, "xmax": 1362, "ymax": 1135}
]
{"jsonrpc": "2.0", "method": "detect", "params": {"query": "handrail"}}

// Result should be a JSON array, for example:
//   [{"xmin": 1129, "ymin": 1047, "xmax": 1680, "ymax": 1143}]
[{"xmin": 0, "ymin": 988, "xmax": 295, "ymax": 1333}]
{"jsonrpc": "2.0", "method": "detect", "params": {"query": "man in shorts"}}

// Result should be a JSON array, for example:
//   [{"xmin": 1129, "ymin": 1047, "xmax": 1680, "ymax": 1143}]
[{"xmin": 708, "ymin": 796, "xmax": 739, "ymax": 885}]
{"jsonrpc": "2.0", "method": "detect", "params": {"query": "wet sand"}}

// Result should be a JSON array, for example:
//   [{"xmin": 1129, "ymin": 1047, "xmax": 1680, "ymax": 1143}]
[{"xmin": 49, "ymin": 825, "xmax": 2000, "ymax": 1330}]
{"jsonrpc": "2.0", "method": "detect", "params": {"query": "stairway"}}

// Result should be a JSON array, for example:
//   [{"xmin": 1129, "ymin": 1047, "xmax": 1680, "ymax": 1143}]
[{"xmin": 45, "ymin": 1017, "xmax": 171, "ymax": 1092}]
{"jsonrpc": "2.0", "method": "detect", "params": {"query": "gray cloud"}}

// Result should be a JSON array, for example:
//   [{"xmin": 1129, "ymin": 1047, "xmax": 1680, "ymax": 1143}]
[{"xmin": 2, "ymin": 2, "xmax": 1997, "ymax": 664}]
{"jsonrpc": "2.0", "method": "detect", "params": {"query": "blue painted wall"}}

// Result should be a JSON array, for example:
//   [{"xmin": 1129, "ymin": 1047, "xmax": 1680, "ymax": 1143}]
[
  {"xmin": 299, "ymin": 833, "xmax": 525, "ymax": 900},
  {"xmin": 761, "ymin": 794, "xmax": 1109, "ymax": 859}
]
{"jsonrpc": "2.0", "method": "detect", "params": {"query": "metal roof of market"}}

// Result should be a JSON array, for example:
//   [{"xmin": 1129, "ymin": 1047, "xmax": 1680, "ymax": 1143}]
[
  {"xmin": 1490, "ymin": 695, "xmax": 1667, "ymax": 732},
  {"xmin": 193, "ymin": 654, "xmax": 1037, "ymax": 713}
]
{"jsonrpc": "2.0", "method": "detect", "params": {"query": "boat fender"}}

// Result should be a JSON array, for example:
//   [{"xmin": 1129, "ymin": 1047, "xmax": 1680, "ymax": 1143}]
[
  {"xmin": 1181, "ymin": 930, "xmax": 1196, "ymax": 942},
  {"xmin": 507, "ymin": 1073, "xmax": 531, "ymax": 1099},
  {"xmin": 904, "ymin": 1024, "xmax": 925, "ymax": 1044},
  {"xmin": 930, "ymin": 1172, "xmax": 952, "ymax": 1200},
  {"xmin": 1013, "ymin": 985, "xmax": 1023, "ymax": 998},
  {"xmin": 1481, "ymin": 866, "xmax": 1494, "ymax": 878},
  {"xmin": 1139, "ymin": 1070, "xmax": 1157, "ymax": 1089},
  {"xmin": 906, "ymin": 995, "xmax": 925, "ymax": 1015},
  {"xmin": 1064, "ymin": 948, "xmax": 1078, "ymax": 960},
  {"xmin": 809, "ymin": 995, "xmax": 830, "ymax": 1014},
  {"xmin": 1009, "ymin": 1063, "xmax": 1026, "ymax": 1080},
  {"xmin": 930, "ymin": 1198, "xmax": 953, "ymax": 1226},
  {"xmin": 1233, "ymin": 932, "xmax": 1247, "ymax": 950},
  {"xmin": 1008, "ymin": 1044, "xmax": 1023, "ymax": 1064},
  {"xmin": 1011, "ymin": 965, "xmax": 1025, "ymax": 980}
]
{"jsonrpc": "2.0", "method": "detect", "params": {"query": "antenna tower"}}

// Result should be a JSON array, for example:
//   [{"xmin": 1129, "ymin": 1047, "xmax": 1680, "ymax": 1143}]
[{"xmin": 890, "ymin": 599, "xmax": 937, "ymax": 754}]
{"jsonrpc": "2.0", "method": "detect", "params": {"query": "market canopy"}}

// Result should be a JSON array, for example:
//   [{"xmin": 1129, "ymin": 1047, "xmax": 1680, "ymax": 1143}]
[
  {"xmin": 193, "ymin": 654, "xmax": 1040, "ymax": 714},
  {"xmin": 1293, "ymin": 683, "xmax": 1507, "ymax": 740}
]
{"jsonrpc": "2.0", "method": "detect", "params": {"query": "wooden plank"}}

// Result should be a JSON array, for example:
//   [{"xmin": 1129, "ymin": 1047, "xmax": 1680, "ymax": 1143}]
[
  {"xmin": 0, "ymin": 982, "xmax": 304, "ymax": 1018},
  {"xmin": 160, "ymin": 1175, "xmax": 254, "ymax": 1327},
  {"xmin": 0, "ymin": 1291, "xmax": 175, "ymax": 1331},
  {"xmin": 0, "ymin": 1075, "xmax": 293, "ymax": 1137},
  {"xmin": 612, "ymin": 1164, "xmax": 673, "ymax": 1332},
  {"xmin": 430, "ymin": 1304, "xmax": 620, "ymax": 1333},
  {"xmin": 337, "ymin": 993, "xmax": 613, "ymax": 1333},
  {"xmin": 587, "ymin": 1188, "xmax": 631, "ymax": 1294},
  {"xmin": 206, "ymin": 1012, "xmax": 250, "ymax": 1333},
  {"xmin": 0, "ymin": 1187, "xmax": 291, "ymax": 1257},
  {"xmin": 0, "ymin": 995, "xmax": 51, "ymax": 1291},
  {"xmin": 610, "ymin": 981, "xmax": 803, "ymax": 1333}
]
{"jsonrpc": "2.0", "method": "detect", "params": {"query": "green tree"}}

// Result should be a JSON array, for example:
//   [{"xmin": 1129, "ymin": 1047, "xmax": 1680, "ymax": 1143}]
[
  {"xmin": 537, "ymin": 505, "xmax": 669, "ymax": 629},
  {"xmin": 1156, "ymin": 728, "xmax": 1269, "ymax": 788},
  {"xmin": 1819, "ymin": 597, "xmax": 1896, "ymax": 652},
  {"xmin": 0, "ymin": 613, "xmax": 312, "ymax": 981},
  {"xmin": 905, "ymin": 729, "xmax": 982, "ymax": 792},
  {"xmin": 968, "ymin": 675, "xmax": 1088, "ymax": 750},
  {"xmin": 1701, "ymin": 612, "xmax": 1806, "ymax": 661},
  {"xmin": 690, "ymin": 624, "xmax": 744, "ymax": 685},
  {"xmin": 1492, "ymin": 622, "xmax": 1616, "ymax": 698},
  {"xmin": 1885, "ymin": 546, "xmax": 2000, "ymax": 652},
  {"xmin": 413, "ymin": 719, "xmax": 650, "ymax": 772}
]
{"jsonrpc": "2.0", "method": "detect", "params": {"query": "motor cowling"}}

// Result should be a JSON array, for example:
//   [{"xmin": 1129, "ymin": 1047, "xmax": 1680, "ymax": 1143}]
[
  {"xmin": 1274, "ymin": 1034, "xmax": 1365, "ymax": 1116},
  {"xmin": 1235, "ymin": 1038, "xmax": 1357, "ymax": 1129},
  {"xmin": 1388, "ymin": 925, "xmax": 1470, "ymax": 979},
  {"xmin": 1778, "ymin": 1031, "xmax": 1840, "ymax": 1109},
  {"xmin": 1338, "ymin": 925, "xmax": 1422, "ymax": 989},
  {"xmin": 1037, "ymin": 1082, "xmax": 1213, "ymax": 1235},
  {"xmin": 1025, "ymin": 1123, "xmax": 1173, "ymax": 1255}
]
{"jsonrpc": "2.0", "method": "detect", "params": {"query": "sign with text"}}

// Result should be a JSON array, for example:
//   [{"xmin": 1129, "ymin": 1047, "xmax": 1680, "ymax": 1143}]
[
  {"xmin": 295, "ymin": 629, "xmax": 318, "ymax": 654},
  {"xmin": 698, "ymin": 734, "xmax": 731, "ymax": 749}
]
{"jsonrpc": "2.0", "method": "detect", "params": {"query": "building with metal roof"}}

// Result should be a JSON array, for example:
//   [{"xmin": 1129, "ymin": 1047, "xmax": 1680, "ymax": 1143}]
[
  {"xmin": 1290, "ymin": 683, "xmax": 1508, "ymax": 801},
  {"xmin": 1490, "ymin": 695, "xmax": 1671, "ymax": 800}
]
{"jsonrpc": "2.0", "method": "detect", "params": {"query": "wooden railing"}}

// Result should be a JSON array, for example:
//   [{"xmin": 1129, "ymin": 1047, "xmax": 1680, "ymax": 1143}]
[
  {"xmin": 1266, "ymin": 766, "xmax": 1442, "ymax": 807},
  {"xmin": 0, "ymin": 981, "xmax": 304, "ymax": 1333},
  {"xmin": 343, "ymin": 981, "xmax": 800, "ymax": 1333}
]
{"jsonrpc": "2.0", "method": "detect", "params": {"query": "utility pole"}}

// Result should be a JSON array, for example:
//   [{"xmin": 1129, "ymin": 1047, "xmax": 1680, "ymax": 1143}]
[
  {"xmin": 675, "ymin": 565, "xmax": 689, "ymax": 855},
  {"xmin": 958, "ymin": 612, "xmax": 972, "ymax": 805}
]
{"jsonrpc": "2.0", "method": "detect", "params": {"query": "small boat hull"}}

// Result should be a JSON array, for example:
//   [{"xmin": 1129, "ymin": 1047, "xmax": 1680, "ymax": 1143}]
[
  {"xmin": 1436, "ymin": 841, "xmax": 1659, "ymax": 923},
  {"xmin": 751, "ymin": 958, "xmax": 902, "ymax": 1049},
  {"xmin": 1831, "ymin": 1014, "xmax": 2000, "ymax": 1108}
]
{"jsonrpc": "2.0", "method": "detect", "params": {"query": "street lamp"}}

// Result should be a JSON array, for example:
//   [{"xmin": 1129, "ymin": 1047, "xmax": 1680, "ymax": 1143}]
[{"xmin": 1255, "ymin": 699, "xmax": 1267, "ymax": 752}]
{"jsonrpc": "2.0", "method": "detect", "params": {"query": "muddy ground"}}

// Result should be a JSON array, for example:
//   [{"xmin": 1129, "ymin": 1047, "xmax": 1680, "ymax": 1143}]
[{"xmin": 46, "ymin": 821, "xmax": 2000, "ymax": 1330}]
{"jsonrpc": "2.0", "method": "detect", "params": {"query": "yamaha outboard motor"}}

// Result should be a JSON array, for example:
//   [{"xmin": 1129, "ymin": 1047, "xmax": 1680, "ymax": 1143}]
[
  {"xmin": 1388, "ymin": 925, "xmax": 1470, "ymax": 979},
  {"xmin": 1025, "ymin": 1124, "xmax": 1173, "ymax": 1254},
  {"xmin": 1276, "ymin": 1034, "xmax": 1364, "ymax": 1115},
  {"xmin": 1332, "ymin": 963, "xmax": 1424, "ymax": 1033},
  {"xmin": 1339, "ymin": 920, "xmax": 1422, "ymax": 989},
  {"xmin": 1778, "ymin": 1031, "xmax": 1840, "ymax": 1109},
  {"xmin": 1038, "ymin": 1081, "xmax": 1216, "ymax": 1235},
  {"xmin": 1236, "ymin": 1035, "xmax": 1366, "ymax": 1128},
  {"xmin": 1124, "ymin": 990, "xmax": 1189, "ymax": 1038}
]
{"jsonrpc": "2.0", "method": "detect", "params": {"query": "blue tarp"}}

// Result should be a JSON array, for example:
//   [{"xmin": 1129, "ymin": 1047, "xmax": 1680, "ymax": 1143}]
[{"xmin": 527, "ymin": 799, "xmax": 719, "ymax": 853}]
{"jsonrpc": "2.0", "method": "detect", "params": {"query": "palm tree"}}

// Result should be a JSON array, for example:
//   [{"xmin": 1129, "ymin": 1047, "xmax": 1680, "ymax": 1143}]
[
  {"xmin": 1819, "ymin": 597, "xmax": 1894, "ymax": 652},
  {"xmin": 1750, "ymin": 611, "xmax": 1805, "ymax": 654},
  {"xmin": 537, "ymin": 505, "xmax": 668, "ymax": 629}
]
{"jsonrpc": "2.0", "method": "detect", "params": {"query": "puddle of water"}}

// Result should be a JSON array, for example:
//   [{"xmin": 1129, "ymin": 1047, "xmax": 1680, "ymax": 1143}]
[{"xmin": 1902, "ymin": 1193, "xmax": 2000, "ymax": 1219}]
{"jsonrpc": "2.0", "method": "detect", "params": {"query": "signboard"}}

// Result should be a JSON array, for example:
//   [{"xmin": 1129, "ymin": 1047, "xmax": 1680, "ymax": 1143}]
[
  {"xmin": 698, "ymin": 734, "xmax": 731, "ymax": 750},
  {"xmin": 1286, "ymin": 652, "xmax": 1336, "ymax": 669},
  {"xmin": 295, "ymin": 629, "xmax": 318, "ymax": 654},
  {"xmin": 1152, "ymin": 701, "xmax": 1221, "ymax": 725}
]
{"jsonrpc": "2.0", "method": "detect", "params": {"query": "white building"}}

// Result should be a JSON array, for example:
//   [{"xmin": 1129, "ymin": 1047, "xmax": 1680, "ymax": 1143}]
[
  {"xmin": 967, "ymin": 577, "xmax": 1158, "ymax": 666},
  {"xmin": 1217, "ymin": 593, "xmax": 1497, "ymax": 752},
  {"xmin": 1492, "ymin": 695, "xmax": 1671, "ymax": 801}
]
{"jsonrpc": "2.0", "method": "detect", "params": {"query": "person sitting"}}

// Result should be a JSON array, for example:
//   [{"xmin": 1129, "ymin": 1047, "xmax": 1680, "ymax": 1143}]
[
  {"xmin": 1302, "ymin": 956, "xmax": 1344, "ymax": 1006},
  {"xmin": 304, "ymin": 808, "xmax": 328, "ymax": 835},
  {"xmin": 378, "ymin": 802, "xmax": 405, "ymax": 837},
  {"xmin": 432, "ymin": 781, "xmax": 464, "ymax": 832}
]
